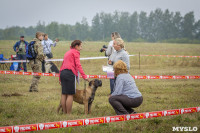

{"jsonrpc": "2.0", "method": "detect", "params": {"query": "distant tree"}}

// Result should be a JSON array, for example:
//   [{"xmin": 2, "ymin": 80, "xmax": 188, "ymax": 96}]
[
  {"xmin": 3, "ymin": 27, "xmax": 19, "ymax": 40},
  {"xmin": 138, "ymin": 11, "xmax": 148, "ymax": 39},
  {"xmin": 45, "ymin": 22, "xmax": 59, "ymax": 39},
  {"xmin": 150, "ymin": 9, "xmax": 163, "ymax": 41},
  {"xmin": 0, "ymin": 9, "xmax": 200, "ymax": 43},
  {"xmin": 100, "ymin": 12, "xmax": 114, "ymax": 40},
  {"xmin": 161, "ymin": 9, "xmax": 174, "ymax": 39},
  {"xmin": 172, "ymin": 12, "xmax": 183, "ymax": 38},
  {"xmin": 25, "ymin": 26, "xmax": 36, "ymax": 37},
  {"xmin": 18, "ymin": 28, "xmax": 26, "ymax": 37},
  {"xmin": 91, "ymin": 13, "xmax": 102, "ymax": 41},
  {"xmin": 182, "ymin": 11, "xmax": 195, "ymax": 39},
  {"xmin": 0, "ymin": 29, "xmax": 3, "ymax": 40},
  {"xmin": 129, "ymin": 11, "xmax": 139, "ymax": 41},
  {"xmin": 36, "ymin": 21, "xmax": 45, "ymax": 32},
  {"xmin": 112, "ymin": 11, "xmax": 120, "ymax": 33},
  {"xmin": 58, "ymin": 24, "xmax": 70, "ymax": 40},
  {"xmin": 80, "ymin": 17, "xmax": 90, "ymax": 40},
  {"xmin": 118, "ymin": 12, "xmax": 130, "ymax": 40},
  {"xmin": 194, "ymin": 20, "xmax": 200, "ymax": 40}
]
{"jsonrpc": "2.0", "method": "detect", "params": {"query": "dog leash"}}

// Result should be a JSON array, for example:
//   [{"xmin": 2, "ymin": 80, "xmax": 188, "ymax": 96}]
[{"xmin": 84, "ymin": 80, "xmax": 86, "ymax": 99}]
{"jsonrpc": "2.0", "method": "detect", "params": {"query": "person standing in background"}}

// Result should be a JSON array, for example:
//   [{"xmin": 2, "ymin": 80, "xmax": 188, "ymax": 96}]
[
  {"xmin": 13, "ymin": 36, "xmax": 28, "ymax": 72},
  {"xmin": 108, "ymin": 38, "xmax": 130, "ymax": 94},
  {"xmin": 109, "ymin": 38, "xmax": 130, "ymax": 70},
  {"xmin": 41, "ymin": 34, "xmax": 59, "ymax": 73},
  {"xmin": 102, "ymin": 32, "xmax": 121, "ymax": 95},
  {"xmin": 102, "ymin": 32, "xmax": 121, "ymax": 59},
  {"xmin": 29, "ymin": 32, "xmax": 45, "ymax": 92}
]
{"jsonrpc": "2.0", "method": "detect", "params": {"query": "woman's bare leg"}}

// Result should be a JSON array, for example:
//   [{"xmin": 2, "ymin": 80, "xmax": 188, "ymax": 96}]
[
  {"xmin": 66, "ymin": 95, "xmax": 74, "ymax": 114},
  {"xmin": 61, "ymin": 94, "xmax": 67, "ymax": 114}
]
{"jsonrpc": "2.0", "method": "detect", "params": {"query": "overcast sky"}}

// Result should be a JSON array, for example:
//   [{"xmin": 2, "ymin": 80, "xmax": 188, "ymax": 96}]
[{"xmin": 0, "ymin": 0, "xmax": 199, "ymax": 29}]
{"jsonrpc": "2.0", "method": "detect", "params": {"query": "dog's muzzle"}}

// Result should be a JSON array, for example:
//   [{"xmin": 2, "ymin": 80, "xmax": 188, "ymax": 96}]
[
  {"xmin": 94, "ymin": 79, "xmax": 102, "ymax": 87},
  {"xmin": 98, "ymin": 80, "xmax": 102, "ymax": 87}
]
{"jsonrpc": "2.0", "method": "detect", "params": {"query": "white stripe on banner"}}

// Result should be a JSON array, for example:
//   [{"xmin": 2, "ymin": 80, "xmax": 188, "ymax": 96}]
[
  {"xmin": 0, "ymin": 55, "xmax": 136, "ymax": 63},
  {"xmin": 1, "ymin": 54, "xmax": 200, "ymax": 63},
  {"xmin": 0, "ymin": 56, "xmax": 133, "ymax": 63}
]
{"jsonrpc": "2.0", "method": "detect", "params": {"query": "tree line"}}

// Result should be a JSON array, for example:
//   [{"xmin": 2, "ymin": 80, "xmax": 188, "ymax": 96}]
[{"xmin": 0, "ymin": 9, "xmax": 200, "ymax": 43}]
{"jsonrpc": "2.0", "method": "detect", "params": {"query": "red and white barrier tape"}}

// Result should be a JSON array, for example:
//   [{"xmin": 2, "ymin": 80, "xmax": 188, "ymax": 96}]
[
  {"xmin": 140, "ymin": 54, "xmax": 200, "ymax": 58},
  {"xmin": 0, "ymin": 71, "xmax": 200, "ymax": 79},
  {"xmin": 0, "ymin": 56, "xmax": 135, "ymax": 63},
  {"xmin": 0, "ymin": 56, "xmax": 111, "ymax": 63},
  {"xmin": 0, "ymin": 54, "xmax": 199, "ymax": 63},
  {"xmin": 0, "ymin": 107, "xmax": 199, "ymax": 133}
]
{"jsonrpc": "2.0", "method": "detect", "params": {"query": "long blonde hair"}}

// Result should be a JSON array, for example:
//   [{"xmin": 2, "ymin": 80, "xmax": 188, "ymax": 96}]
[{"xmin": 114, "ymin": 38, "xmax": 129, "ymax": 54}]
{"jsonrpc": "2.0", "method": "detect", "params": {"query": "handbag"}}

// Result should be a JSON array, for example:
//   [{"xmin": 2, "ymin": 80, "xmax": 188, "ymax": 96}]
[{"xmin": 44, "ymin": 40, "xmax": 53, "ymax": 59}]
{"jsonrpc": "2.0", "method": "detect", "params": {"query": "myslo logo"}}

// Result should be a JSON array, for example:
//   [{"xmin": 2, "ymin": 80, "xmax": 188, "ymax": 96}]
[{"xmin": 172, "ymin": 127, "xmax": 198, "ymax": 132}]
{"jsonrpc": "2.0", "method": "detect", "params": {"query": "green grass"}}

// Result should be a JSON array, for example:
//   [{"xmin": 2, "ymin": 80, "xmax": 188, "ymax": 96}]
[{"xmin": 0, "ymin": 41, "xmax": 200, "ymax": 132}]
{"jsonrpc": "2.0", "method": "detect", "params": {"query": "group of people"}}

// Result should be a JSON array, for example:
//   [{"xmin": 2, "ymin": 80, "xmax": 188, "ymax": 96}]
[
  {"xmin": 13, "ymin": 34, "xmax": 58, "ymax": 73},
  {"xmin": 59, "ymin": 32, "xmax": 143, "ymax": 115},
  {"xmin": 13, "ymin": 31, "xmax": 143, "ymax": 115},
  {"xmin": 13, "ymin": 33, "xmax": 58, "ymax": 92}
]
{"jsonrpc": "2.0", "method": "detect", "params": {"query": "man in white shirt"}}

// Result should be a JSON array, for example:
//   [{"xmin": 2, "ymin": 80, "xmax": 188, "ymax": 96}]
[{"xmin": 41, "ymin": 34, "xmax": 59, "ymax": 73}]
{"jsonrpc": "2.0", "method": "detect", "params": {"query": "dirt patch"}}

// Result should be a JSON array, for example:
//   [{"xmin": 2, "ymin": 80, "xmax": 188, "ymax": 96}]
[{"xmin": 2, "ymin": 92, "xmax": 23, "ymax": 97}]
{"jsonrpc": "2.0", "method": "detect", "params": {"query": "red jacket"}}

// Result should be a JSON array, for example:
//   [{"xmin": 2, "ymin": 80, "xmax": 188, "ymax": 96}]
[{"xmin": 59, "ymin": 48, "xmax": 87, "ymax": 80}]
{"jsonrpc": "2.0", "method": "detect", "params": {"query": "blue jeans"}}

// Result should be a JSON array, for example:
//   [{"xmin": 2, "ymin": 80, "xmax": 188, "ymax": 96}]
[
  {"xmin": 110, "ymin": 79, "xmax": 115, "ymax": 94},
  {"xmin": 17, "ymin": 54, "xmax": 27, "ymax": 72}
]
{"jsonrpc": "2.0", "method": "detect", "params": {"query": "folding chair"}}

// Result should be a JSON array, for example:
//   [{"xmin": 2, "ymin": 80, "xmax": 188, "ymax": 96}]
[{"xmin": 0, "ymin": 54, "xmax": 9, "ymax": 70}]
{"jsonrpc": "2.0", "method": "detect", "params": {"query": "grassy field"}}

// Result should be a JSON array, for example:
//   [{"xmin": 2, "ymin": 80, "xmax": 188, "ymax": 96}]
[{"xmin": 0, "ymin": 40, "xmax": 200, "ymax": 133}]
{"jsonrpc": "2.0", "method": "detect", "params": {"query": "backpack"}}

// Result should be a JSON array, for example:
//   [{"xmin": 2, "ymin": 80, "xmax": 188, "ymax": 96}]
[{"xmin": 26, "ymin": 41, "xmax": 37, "ymax": 60}]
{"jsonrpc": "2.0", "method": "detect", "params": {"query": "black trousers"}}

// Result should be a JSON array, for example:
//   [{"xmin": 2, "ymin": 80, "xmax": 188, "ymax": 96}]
[
  {"xmin": 42, "ymin": 61, "xmax": 45, "ymax": 73},
  {"xmin": 109, "ymin": 95, "xmax": 143, "ymax": 115}
]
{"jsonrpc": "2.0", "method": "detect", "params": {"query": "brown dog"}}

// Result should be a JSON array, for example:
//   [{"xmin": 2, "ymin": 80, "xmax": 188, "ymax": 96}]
[{"xmin": 57, "ymin": 79, "xmax": 102, "ymax": 114}]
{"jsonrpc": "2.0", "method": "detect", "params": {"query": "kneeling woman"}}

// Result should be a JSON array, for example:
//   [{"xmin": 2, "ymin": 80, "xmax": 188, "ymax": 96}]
[
  {"xmin": 59, "ymin": 40, "xmax": 89, "ymax": 114},
  {"xmin": 109, "ymin": 60, "xmax": 143, "ymax": 115}
]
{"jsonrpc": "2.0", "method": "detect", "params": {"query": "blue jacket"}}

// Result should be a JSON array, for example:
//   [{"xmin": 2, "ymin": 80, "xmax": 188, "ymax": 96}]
[{"xmin": 13, "ymin": 40, "xmax": 29, "ymax": 52}]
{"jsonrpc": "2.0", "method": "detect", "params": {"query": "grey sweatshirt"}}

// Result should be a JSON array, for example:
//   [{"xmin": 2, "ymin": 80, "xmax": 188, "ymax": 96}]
[
  {"xmin": 110, "ymin": 49, "xmax": 130, "ymax": 70},
  {"xmin": 111, "ymin": 73, "xmax": 142, "ymax": 98}
]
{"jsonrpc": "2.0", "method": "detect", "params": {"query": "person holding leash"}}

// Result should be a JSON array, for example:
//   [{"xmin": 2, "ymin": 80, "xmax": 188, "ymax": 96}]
[
  {"xmin": 109, "ymin": 60, "xmax": 143, "ymax": 115},
  {"xmin": 59, "ymin": 40, "xmax": 89, "ymax": 114}
]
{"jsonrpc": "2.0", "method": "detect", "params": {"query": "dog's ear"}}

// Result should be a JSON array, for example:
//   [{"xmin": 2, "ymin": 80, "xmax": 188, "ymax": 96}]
[{"xmin": 89, "ymin": 81, "xmax": 92, "ymax": 86}]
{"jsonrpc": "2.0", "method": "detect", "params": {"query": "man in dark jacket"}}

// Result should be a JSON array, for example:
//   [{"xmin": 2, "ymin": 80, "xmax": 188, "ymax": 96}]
[{"xmin": 13, "ymin": 36, "xmax": 28, "ymax": 72}]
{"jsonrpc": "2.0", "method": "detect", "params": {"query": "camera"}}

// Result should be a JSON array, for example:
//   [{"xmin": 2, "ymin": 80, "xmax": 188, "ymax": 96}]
[
  {"xmin": 19, "ymin": 48, "xmax": 23, "ymax": 51},
  {"xmin": 100, "ymin": 45, "xmax": 108, "ymax": 52}
]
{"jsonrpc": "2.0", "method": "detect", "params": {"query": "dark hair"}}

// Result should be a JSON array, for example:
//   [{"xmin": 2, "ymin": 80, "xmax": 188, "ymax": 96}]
[
  {"xmin": 44, "ymin": 34, "xmax": 48, "ymax": 37},
  {"xmin": 71, "ymin": 40, "xmax": 82, "ymax": 48}
]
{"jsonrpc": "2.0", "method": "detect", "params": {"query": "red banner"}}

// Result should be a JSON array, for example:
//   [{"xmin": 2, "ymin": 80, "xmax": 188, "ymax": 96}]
[
  {"xmin": 0, "ymin": 107, "xmax": 199, "ymax": 133},
  {"xmin": 0, "ymin": 71, "xmax": 200, "ymax": 80}
]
